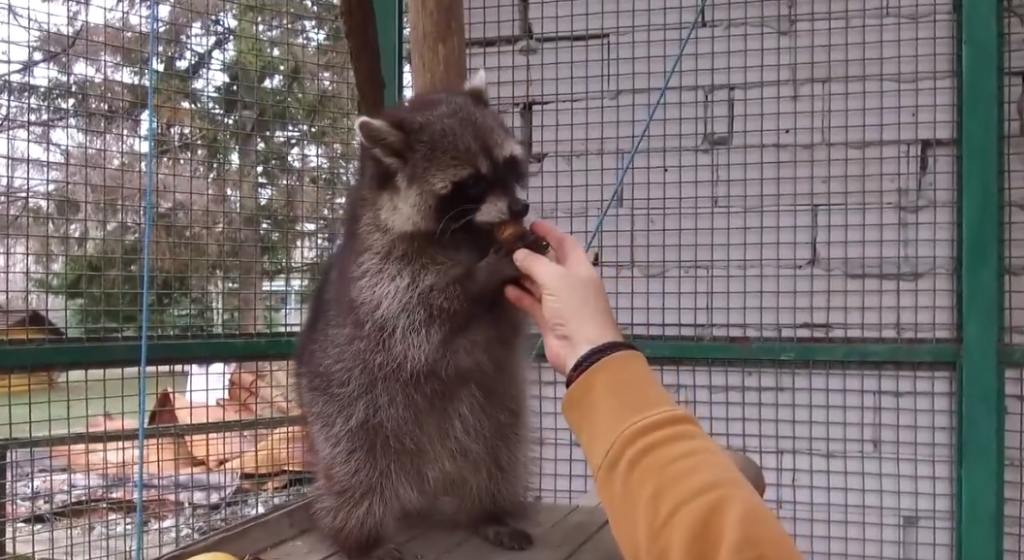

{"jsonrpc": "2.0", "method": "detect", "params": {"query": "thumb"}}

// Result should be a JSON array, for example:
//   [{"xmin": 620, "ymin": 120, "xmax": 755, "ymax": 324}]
[{"xmin": 512, "ymin": 248, "xmax": 558, "ymax": 283}]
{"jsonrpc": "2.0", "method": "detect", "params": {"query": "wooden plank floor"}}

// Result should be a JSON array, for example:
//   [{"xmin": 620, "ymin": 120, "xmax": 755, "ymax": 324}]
[
  {"xmin": 155, "ymin": 496, "xmax": 623, "ymax": 560},
  {"xmin": 258, "ymin": 503, "xmax": 621, "ymax": 560}
]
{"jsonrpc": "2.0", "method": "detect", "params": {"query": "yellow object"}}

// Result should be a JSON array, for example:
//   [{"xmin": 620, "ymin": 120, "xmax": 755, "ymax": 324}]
[
  {"xmin": 1, "ymin": 327, "xmax": 41, "ymax": 340},
  {"xmin": 184, "ymin": 552, "xmax": 241, "ymax": 560},
  {"xmin": 0, "ymin": 372, "xmax": 55, "ymax": 395},
  {"xmin": 0, "ymin": 307, "xmax": 66, "ymax": 395},
  {"xmin": 0, "ymin": 307, "xmax": 66, "ymax": 341},
  {"xmin": 562, "ymin": 350, "xmax": 803, "ymax": 560}
]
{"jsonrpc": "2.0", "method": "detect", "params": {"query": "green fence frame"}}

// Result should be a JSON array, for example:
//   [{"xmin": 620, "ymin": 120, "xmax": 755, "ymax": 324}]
[
  {"xmin": 958, "ymin": 2, "xmax": 1004, "ymax": 560},
  {"xmin": 0, "ymin": 1, "xmax": 1006, "ymax": 559}
]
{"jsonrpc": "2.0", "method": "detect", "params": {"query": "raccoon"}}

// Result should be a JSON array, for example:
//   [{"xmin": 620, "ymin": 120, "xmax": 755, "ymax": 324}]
[{"xmin": 293, "ymin": 69, "xmax": 535, "ymax": 560}]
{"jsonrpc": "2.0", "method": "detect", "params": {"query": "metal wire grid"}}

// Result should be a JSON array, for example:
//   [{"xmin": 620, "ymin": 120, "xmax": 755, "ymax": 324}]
[
  {"xmin": 0, "ymin": 0, "xmax": 964, "ymax": 557},
  {"xmin": 529, "ymin": 360, "xmax": 956, "ymax": 558},
  {"xmin": 464, "ymin": 0, "xmax": 959, "ymax": 555},
  {"xmin": 0, "ymin": 0, "xmax": 347, "ymax": 557},
  {"xmin": 1008, "ymin": 367, "xmax": 1024, "ymax": 556},
  {"xmin": 3, "ymin": 361, "xmax": 306, "ymax": 560},
  {"xmin": 466, "ymin": 0, "xmax": 957, "ymax": 342},
  {"xmin": 1006, "ymin": 1, "xmax": 1024, "ymax": 554},
  {"xmin": 0, "ymin": 0, "xmax": 353, "ymax": 342}
]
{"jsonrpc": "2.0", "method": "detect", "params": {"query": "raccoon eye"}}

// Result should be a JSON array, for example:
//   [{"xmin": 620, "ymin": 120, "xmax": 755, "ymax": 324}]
[
  {"xmin": 499, "ymin": 156, "xmax": 527, "ymax": 187},
  {"xmin": 453, "ymin": 175, "xmax": 488, "ymax": 199}
]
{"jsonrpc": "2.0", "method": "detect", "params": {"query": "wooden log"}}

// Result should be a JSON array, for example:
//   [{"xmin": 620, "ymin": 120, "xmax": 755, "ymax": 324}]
[
  {"xmin": 407, "ymin": 0, "xmax": 467, "ymax": 94},
  {"xmin": 340, "ymin": 0, "xmax": 387, "ymax": 115}
]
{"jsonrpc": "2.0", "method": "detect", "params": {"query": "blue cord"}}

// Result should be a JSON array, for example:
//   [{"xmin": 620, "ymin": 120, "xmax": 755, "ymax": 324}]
[
  {"xmin": 532, "ymin": 0, "xmax": 709, "ymax": 357},
  {"xmin": 135, "ymin": 0, "xmax": 161, "ymax": 556}
]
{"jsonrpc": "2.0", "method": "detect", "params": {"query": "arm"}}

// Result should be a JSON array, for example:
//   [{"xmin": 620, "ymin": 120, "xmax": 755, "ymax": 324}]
[{"xmin": 561, "ymin": 350, "xmax": 803, "ymax": 560}]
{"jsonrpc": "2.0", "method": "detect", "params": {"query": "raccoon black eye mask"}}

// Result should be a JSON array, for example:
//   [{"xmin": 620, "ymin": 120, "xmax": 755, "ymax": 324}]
[{"xmin": 434, "ymin": 155, "xmax": 532, "ymax": 237}]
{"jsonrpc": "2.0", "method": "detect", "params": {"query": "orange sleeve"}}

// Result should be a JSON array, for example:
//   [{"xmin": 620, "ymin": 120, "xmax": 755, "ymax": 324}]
[{"xmin": 561, "ymin": 350, "xmax": 802, "ymax": 560}]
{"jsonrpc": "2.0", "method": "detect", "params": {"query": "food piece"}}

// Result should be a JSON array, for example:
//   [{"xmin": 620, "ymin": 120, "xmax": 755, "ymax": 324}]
[
  {"xmin": 495, "ymin": 221, "xmax": 550, "ymax": 255},
  {"xmin": 495, "ymin": 220, "xmax": 528, "ymax": 244},
  {"xmin": 520, "ymin": 230, "xmax": 551, "ymax": 255}
]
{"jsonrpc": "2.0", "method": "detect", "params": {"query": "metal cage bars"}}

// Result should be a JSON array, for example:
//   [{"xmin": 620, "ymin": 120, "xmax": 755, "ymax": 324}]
[
  {"xmin": 0, "ymin": 1, "xmax": 1006, "ymax": 560},
  {"xmin": 957, "ymin": 3, "xmax": 1003, "ymax": 560}
]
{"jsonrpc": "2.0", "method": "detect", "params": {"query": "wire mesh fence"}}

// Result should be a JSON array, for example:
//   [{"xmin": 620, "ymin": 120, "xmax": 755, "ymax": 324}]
[
  {"xmin": 0, "ymin": 0, "xmax": 346, "ymax": 557},
  {"xmin": 460, "ymin": 0, "xmax": 960, "ymax": 556},
  {"xmin": 0, "ymin": 5, "xmax": 352, "ymax": 341},
  {"xmin": 0, "ymin": 0, "xmax": 1008, "ymax": 559},
  {"xmin": 4, "ymin": 362, "xmax": 306, "ymax": 559},
  {"xmin": 1007, "ymin": 0, "xmax": 1024, "ymax": 556}
]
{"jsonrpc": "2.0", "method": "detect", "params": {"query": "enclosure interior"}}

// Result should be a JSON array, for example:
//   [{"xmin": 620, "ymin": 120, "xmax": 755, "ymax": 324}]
[{"xmin": 0, "ymin": 0, "xmax": 1015, "ymax": 560}]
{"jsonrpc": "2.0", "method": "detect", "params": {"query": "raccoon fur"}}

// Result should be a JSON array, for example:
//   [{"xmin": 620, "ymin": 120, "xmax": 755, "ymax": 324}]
[{"xmin": 293, "ymin": 69, "xmax": 535, "ymax": 560}]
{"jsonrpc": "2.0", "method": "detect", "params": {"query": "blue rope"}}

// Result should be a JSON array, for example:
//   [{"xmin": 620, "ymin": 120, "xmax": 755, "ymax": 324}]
[
  {"xmin": 135, "ymin": 0, "xmax": 161, "ymax": 556},
  {"xmin": 532, "ymin": 0, "xmax": 709, "ymax": 357},
  {"xmin": 583, "ymin": 0, "xmax": 708, "ymax": 252}
]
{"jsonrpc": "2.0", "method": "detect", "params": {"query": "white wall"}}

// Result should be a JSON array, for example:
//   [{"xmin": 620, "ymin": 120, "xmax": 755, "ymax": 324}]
[{"xmin": 462, "ymin": 0, "xmax": 969, "ymax": 557}]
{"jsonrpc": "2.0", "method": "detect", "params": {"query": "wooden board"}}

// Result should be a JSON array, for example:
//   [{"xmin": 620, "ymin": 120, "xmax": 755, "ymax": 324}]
[
  {"xmin": 576, "ymin": 490, "xmax": 602, "ymax": 507},
  {"xmin": 154, "ymin": 497, "xmax": 313, "ymax": 560},
  {"xmin": 566, "ymin": 526, "xmax": 623, "ymax": 560},
  {"xmin": 434, "ymin": 503, "xmax": 580, "ymax": 560},
  {"xmin": 154, "ymin": 499, "xmax": 622, "ymax": 560},
  {"xmin": 1, "ymin": 372, "xmax": 55, "ymax": 395}
]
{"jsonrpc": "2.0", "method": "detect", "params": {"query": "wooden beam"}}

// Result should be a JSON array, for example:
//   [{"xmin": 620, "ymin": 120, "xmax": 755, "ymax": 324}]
[
  {"xmin": 340, "ymin": 0, "xmax": 386, "ymax": 115},
  {"xmin": 407, "ymin": 0, "xmax": 467, "ymax": 94}
]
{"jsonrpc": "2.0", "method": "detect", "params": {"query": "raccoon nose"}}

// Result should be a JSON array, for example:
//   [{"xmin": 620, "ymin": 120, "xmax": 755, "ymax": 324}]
[{"xmin": 508, "ymin": 198, "xmax": 530, "ymax": 220}]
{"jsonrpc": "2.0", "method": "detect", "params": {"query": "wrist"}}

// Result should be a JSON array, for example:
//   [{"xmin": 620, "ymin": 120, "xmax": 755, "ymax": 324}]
[
  {"xmin": 565, "ymin": 339, "xmax": 636, "ymax": 389},
  {"xmin": 565, "ymin": 334, "xmax": 625, "ymax": 375}
]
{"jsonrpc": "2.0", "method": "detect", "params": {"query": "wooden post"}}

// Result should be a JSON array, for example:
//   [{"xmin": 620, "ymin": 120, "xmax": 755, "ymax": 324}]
[
  {"xmin": 407, "ymin": 0, "xmax": 467, "ymax": 94},
  {"xmin": 340, "ymin": 0, "xmax": 386, "ymax": 115}
]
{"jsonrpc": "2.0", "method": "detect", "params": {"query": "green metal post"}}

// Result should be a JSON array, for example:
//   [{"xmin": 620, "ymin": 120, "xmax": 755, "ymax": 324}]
[
  {"xmin": 374, "ymin": 0, "xmax": 402, "ymax": 106},
  {"xmin": 957, "ymin": 0, "xmax": 1004, "ymax": 558}
]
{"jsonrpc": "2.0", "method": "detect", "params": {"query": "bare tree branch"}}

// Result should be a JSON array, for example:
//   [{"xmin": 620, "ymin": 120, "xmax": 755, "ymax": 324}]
[{"xmin": 0, "ymin": 25, "xmax": 84, "ymax": 79}]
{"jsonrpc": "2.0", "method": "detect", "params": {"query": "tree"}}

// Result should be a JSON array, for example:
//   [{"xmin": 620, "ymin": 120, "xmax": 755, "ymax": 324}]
[
  {"xmin": 0, "ymin": 0, "xmax": 359, "ymax": 336},
  {"xmin": 340, "ymin": 0, "xmax": 385, "ymax": 116}
]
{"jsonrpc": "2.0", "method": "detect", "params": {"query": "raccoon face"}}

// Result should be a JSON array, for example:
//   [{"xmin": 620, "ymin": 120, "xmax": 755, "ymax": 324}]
[{"xmin": 353, "ymin": 69, "xmax": 531, "ymax": 234}]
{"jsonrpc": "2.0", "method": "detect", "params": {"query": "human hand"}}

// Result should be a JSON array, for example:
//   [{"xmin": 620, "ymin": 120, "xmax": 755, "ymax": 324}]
[{"xmin": 503, "ymin": 220, "xmax": 624, "ymax": 375}]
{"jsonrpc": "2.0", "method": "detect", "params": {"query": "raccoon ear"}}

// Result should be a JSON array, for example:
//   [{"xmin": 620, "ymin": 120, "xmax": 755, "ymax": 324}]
[
  {"xmin": 355, "ymin": 116, "xmax": 408, "ymax": 169},
  {"xmin": 464, "ymin": 68, "xmax": 489, "ymax": 107}
]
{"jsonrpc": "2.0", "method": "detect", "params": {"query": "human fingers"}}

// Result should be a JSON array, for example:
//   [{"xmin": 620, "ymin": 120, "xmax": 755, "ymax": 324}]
[
  {"xmin": 512, "ymin": 248, "xmax": 560, "ymax": 283},
  {"xmin": 509, "ymin": 288, "xmax": 559, "ymax": 356},
  {"xmin": 504, "ymin": 284, "xmax": 559, "ymax": 350},
  {"xmin": 521, "ymin": 277, "xmax": 541, "ymax": 299},
  {"xmin": 504, "ymin": 284, "xmax": 544, "ymax": 324},
  {"xmin": 528, "ymin": 220, "xmax": 591, "ymax": 269}
]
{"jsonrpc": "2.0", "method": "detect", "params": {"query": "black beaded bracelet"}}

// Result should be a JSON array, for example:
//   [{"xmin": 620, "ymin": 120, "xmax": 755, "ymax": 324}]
[{"xmin": 565, "ymin": 340, "xmax": 640, "ymax": 389}]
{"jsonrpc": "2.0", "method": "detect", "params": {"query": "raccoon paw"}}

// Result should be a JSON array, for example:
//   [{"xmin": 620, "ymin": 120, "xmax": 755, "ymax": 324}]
[
  {"xmin": 477, "ymin": 248, "xmax": 522, "ymax": 287},
  {"xmin": 475, "ymin": 523, "xmax": 534, "ymax": 551}
]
